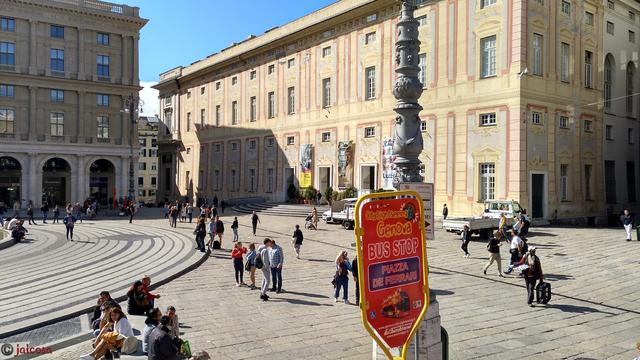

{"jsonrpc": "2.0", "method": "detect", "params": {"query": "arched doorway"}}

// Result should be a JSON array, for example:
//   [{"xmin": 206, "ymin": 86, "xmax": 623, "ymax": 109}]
[
  {"xmin": 89, "ymin": 159, "xmax": 116, "ymax": 206},
  {"xmin": 0, "ymin": 156, "xmax": 22, "ymax": 207},
  {"xmin": 42, "ymin": 157, "xmax": 71, "ymax": 206}
]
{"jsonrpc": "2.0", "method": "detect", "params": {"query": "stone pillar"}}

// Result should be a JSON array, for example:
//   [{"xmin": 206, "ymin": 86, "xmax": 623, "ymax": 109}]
[
  {"xmin": 28, "ymin": 153, "xmax": 37, "ymax": 207},
  {"xmin": 28, "ymin": 86, "xmax": 37, "ymax": 141},
  {"xmin": 120, "ymin": 156, "xmax": 129, "ymax": 200},
  {"xmin": 77, "ymin": 155, "xmax": 86, "ymax": 203},
  {"xmin": 28, "ymin": 20, "xmax": 37, "ymax": 75},
  {"xmin": 122, "ymin": 35, "xmax": 129, "ymax": 85},
  {"xmin": 77, "ymin": 91, "xmax": 85, "ymax": 138},
  {"xmin": 77, "ymin": 28, "xmax": 85, "ymax": 80},
  {"xmin": 132, "ymin": 36, "xmax": 139, "ymax": 85}
]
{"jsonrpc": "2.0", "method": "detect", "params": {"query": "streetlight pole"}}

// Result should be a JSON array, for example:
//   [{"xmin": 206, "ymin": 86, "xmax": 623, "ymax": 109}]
[{"xmin": 122, "ymin": 94, "xmax": 143, "ymax": 202}]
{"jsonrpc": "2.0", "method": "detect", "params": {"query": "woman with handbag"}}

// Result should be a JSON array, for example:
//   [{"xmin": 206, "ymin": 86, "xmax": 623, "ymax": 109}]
[
  {"xmin": 231, "ymin": 242, "xmax": 247, "ymax": 286},
  {"xmin": 245, "ymin": 243, "xmax": 257, "ymax": 289},
  {"xmin": 334, "ymin": 250, "xmax": 352, "ymax": 304},
  {"xmin": 81, "ymin": 308, "xmax": 135, "ymax": 359}
]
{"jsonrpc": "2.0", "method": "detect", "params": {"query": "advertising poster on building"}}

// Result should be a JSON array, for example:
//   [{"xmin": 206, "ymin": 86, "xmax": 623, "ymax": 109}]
[
  {"xmin": 299, "ymin": 144, "xmax": 313, "ymax": 188},
  {"xmin": 338, "ymin": 141, "xmax": 354, "ymax": 189},
  {"xmin": 382, "ymin": 138, "xmax": 397, "ymax": 190},
  {"xmin": 354, "ymin": 191, "xmax": 429, "ymax": 358}
]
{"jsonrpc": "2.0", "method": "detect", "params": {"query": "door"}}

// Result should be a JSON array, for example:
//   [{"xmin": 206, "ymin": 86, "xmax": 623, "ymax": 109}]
[
  {"xmin": 319, "ymin": 166, "xmax": 331, "ymax": 195},
  {"xmin": 361, "ymin": 165, "xmax": 376, "ymax": 191},
  {"xmin": 531, "ymin": 174, "xmax": 544, "ymax": 218},
  {"xmin": 284, "ymin": 167, "xmax": 295, "ymax": 200}
]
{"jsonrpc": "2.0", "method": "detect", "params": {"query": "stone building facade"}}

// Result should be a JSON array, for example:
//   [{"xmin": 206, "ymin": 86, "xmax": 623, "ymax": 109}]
[
  {"xmin": 0, "ymin": 0, "xmax": 147, "ymax": 209},
  {"xmin": 155, "ymin": 0, "xmax": 636, "ymax": 223},
  {"xmin": 137, "ymin": 116, "xmax": 158, "ymax": 205}
]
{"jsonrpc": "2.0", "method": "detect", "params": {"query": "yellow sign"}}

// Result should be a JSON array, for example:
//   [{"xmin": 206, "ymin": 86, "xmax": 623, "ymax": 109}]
[{"xmin": 299, "ymin": 172, "xmax": 312, "ymax": 188}]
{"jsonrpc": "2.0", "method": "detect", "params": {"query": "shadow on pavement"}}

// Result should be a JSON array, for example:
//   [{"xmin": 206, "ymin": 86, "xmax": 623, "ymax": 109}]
[
  {"xmin": 270, "ymin": 298, "xmax": 333, "ymax": 307},
  {"xmin": 306, "ymin": 258, "xmax": 332, "ymax": 263},
  {"xmin": 432, "ymin": 289, "xmax": 454, "ymax": 296},
  {"xmin": 526, "ymin": 231, "xmax": 558, "ymax": 237},
  {"xmin": 543, "ymin": 273, "xmax": 574, "ymax": 281},
  {"xmin": 283, "ymin": 290, "xmax": 330, "ymax": 299},
  {"xmin": 544, "ymin": 304, "xmax": 613, "ymax": 315}
]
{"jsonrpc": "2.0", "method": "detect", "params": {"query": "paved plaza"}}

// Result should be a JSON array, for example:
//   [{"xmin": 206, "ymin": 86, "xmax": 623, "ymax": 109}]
[{"xmin": 2, "ymin": 207, "xmax": 640, "ymax": 359}]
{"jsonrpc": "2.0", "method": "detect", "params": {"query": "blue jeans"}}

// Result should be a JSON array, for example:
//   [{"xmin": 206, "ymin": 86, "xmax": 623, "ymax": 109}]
[
  {"xmin": 334, "ymin": 276, "xmax": 348, "ymax": 300},
  {"xmin": 270, "ymin": 267, "xmax": 282, "ymax": 291},
  {"xmin": 233, "ymin": 228, "xmax": 238, "ymax": 241}
]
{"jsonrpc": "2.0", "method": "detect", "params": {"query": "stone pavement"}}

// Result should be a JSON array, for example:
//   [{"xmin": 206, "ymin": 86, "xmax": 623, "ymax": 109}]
[
  {"xmin": 0, "ymin": 215, "xmax": 204, "ymax": 338},
  {"xmin": 17, "ymin": 211, "xmax": 640, "ymax": 359}
]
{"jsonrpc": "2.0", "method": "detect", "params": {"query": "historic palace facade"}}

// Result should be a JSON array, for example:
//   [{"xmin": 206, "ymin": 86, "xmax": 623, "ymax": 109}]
[
  {"xmin": 0, "ymin": 0, "xmax": 146, "ymax": 208},
  {"xmin": 155, "ymin": 0, "xmax": 638, "ymax": 223}
]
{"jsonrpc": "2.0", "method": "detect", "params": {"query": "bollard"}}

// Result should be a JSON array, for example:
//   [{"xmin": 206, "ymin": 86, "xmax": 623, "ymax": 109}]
[{"xmin": 441, "ymin": 326, "xmax": 449, "ymax": 360}]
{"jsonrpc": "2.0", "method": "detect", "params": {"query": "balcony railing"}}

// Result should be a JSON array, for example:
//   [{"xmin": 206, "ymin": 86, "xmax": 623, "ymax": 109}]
[{"xmin": 49, "ymin": 0, "xmax": 140, "ymax": 17}]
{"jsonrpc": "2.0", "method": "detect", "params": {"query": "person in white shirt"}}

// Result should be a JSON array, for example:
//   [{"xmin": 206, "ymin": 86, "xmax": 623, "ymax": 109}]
[
  {"xmin": 258, "ymin": 238, "xmax": 272, "ymax": 301},
  {"xmin": 504, "ymin": 229, "xmax": 523, "ymax": 275},
  {"xmin": 81, "ymin": 308, "xmax": 134, "ymax": 359}
]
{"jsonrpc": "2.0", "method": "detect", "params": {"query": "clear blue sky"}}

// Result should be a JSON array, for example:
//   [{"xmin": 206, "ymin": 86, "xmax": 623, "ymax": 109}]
[{"xmin": 128, "ymin": 0, "xmax": 337, "ymax": 82}]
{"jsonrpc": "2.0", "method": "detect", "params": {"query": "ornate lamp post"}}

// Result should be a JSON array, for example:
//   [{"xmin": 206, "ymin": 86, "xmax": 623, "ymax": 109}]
[
  {"xmin": 392, "ymin": 0, "xmax": 424, "ymax": 188},
  {"xmin": 122, "ymin": 94, "xmax": 144, "ymax": 201}
]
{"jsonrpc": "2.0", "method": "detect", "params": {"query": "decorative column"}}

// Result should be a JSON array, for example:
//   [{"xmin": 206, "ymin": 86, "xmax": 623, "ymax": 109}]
[
  {"xmin": 28, "ymin": 86, "xmax": 37, "ymax": 141},
  {"xmin": 77, "ymin": 156, "xmax": 86, "ymax": 203},
  {"xmin": 392, "ymin": 1, "xmax": 425, "ymax": 187},
  {"xmin": 28, "ymin": 20, "xmax": 37, "ymax": 75},
  {"xmin": 122, "ymin": 35, "xmax": 130, "ymax": 85},
  {"xmin": 28, "ymin": 152, "xmax": 37, "ymax": 207},
  {"xmin": 77, "ymin": 28, "xmax": 85, "ymax": 80}
]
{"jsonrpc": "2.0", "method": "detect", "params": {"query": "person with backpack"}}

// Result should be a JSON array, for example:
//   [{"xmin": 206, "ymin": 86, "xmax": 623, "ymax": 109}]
[
  {"xmin": 513, "ymin": 247, "xmax": 544, "ymax": 306},
  {"xmin": 251, "ymin": 211, "xmax": 260, "ymax": 236},
  {"xmin": 231, "ymin": 242, "xmax": 247, "ymax": 287},
  {"xmin": 333, "ymin": 250, "xmax": 352, "ymax": 304},
  {"xmin": 483, "ymin": 231, "xmax": 504, "ymax": 277},
  {"xmin": 622, "ymin": 209, "xmax": 634, "ymax": 241},
  {"xmin": 246, "ymin": 243, "xmax": 257, "ymax": 289},
  {"xmin": 292, "ymin": 224, "xmax": 303, "ymax": 259},
  {"xmin": 257, "ymin": 238, "xmax": 271, "ymax": 301},
  {"xmin": 63, "ymin": 212, "xmax": 77, "ymax": 241},
  {"xmin": 231, "ymin": 217, "xmax": 239, "ymax": 242}
]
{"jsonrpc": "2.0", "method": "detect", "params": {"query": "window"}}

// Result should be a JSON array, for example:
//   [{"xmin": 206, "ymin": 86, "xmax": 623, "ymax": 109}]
[
  {"xmin": 607, "ymin": 0, "xmax": 615, "ymax": 10},
  {"xmin": 605, "ymin": 161, "xmax": 616, "ymax": 203},
  {"xmin": 267, "ymin": 138, "xmax": 275, "ymax": 147},
  {"xmin": 250, "ymin": 70, "xmax": 256, "ymax": 80},
  {"xmin": 138, "ymin": 177, "xmax": 144, "ymax": 186},
  {"xmin": 200, "ymin": 86, "xmax": 205, "ymax": 95},
  {"xmin": 417, "ymin": 15, "xmax": 427, "ymax": 27},
  {"xmin": 97, "ymin": 55, "xmax": 110, "ymax": 76},
  {"xmin": 151, "ymin": 164, "xmax": 157, "ymax": 171},
  {"xmin": 286, "ymin": 136, "xmax": 295, "ymax": 145},
  {"xmin": 97, "ymin": 116, "xmax": 109, "ymax": 138},
  {"xmin": 0, "ymin": 42, "xmax": 14, "ymax": 65},
  {"xmin": 322, "ymin": 132, "xmax": 331, "ymax": 142},
  {"xmin": 584, "ymin": 119, "xmax": 593, "ymax": 132},
  {"xmin": 268, "ymin": 64, "xmax": 275, "ymax": 75},
  {"xmin": 140, "ymin": 148, "xmax": 147, "ymax": 157},
  {"xmin": 322, "ymin": 78, "xmax": 331, "ymax": 108},
  {"xmin": 479, "ymin": 163, "xmax": 495, "ymax": 201},
  {"xmin": 322, "ymin": 46, "xmax": 331, "ymax": 58},
  {"xmin": 628, "ymin": 162, "xmax": 637, "ymax": 202},
  {"xmin": 560, "ymin": 164, "xmax": 568, "ymax": 201},
  {"xmin": 231, "ymin": 142, "xmax": 238, "ymax": 151},
  {"xmin": 607, "ymin": 21, "xmax": 614, "ymax": 35},
  {"xmin": 186, "ymin": 112, "xmax": 191, "ymax": 131},
  {"xmin": 151, "ymin": 177, "xmax": 156, "ymax": 186},
  {"xmin": 50, "ymin": 48, "xmax": 64, "ymax": 71},
  {"xmin": 629, "ymin": 128, "xmax": 635, "ymax": 144},
  {"xmin": 50, "ymin": 25, "xmax": 64, "ymax": 38},
  {"xmin": 606, "ymin": 125, "xmax": 613, "ymax": 140},
  {"xmin": 365, "ymin": 126, "xmax": 376, "ymax": 138},
  {"xmin": 480, "ymin": 36, "xmax": 497, "ymax": 78},
  {"xmin": 214, "ymin": 170, "xmax": 220, "ymax": 191},
  {"xmin": 232, "ymin": 101, "xmax": 238, "ymax": 125},
  {"xmin": 561, "ymin": 1, "xmax": 570, "ymax": 15},
  {"xmin": 365, "ymin": 66, "xmax": 376, "ymax": 100},
  {"xmin": 215, "ymin": 82, "xmax": 221, "ymax": 90},
  {"xmin": 627, "ymin": 63, "xmax": 635, "ymax": 113},
  {"xmin": 559, "ymin": 116, "xmax": 569, "ymax": 129},
  {"xmin": 0, "ymin": 84, "xmax": 13, "ymax": 97},
  {"xmin": 287, "ymin": 87, "xmax": 295, "ymax": 115},
  {"xmin": 366, "ymin": 13, "xmax": 377, "ymax": 23},
  {"xmin": 139, "ymin": 138, "xmax": 147, "ymax": 147},
  {"xmin": 287, "ymin": 58, "xmax": 295, "ymax": 69},
  {"xmin": 1, "ymin": 18, "xmax": 15, "ymax": 32},
  {"xmin": 418, "ymin": 53, "xmax": 427, "ymax": 86},
  {"xmin": 230, "ymin": 169, "xmax": 237, "ymax": 191},
  {"xmin": 480, "ymin": 0, "xmax": 496, "ymax": 9},
  {"xmin": 249, "ymin": 139, "xmax": 257, "ymax": 149},
  {"xmin": 97, "ymin": 94, "xmax": 109, "ymax": 106},
  {"xmin": 0, "ymin": 108, "xmax": 14, "ymax": 133},
  {"xmin": 421, "ymin": 120, "xmax": 427, "ymax": 132},
  {"xmin": 267, "ymin": 168, "xmax": 274, "ymax": 193},
  {"xmin": 214, "ymin": 143, "xmax": 221, "ymax": 152},
  {"xmin": 532, "ymin": 111, "xmax": 542, "ymax": 125},
  {"xmin": 139, "ymin": 163, "xmax": 146, "ymax": 171},
  {"xmin": 605, "ymin": 55, "xmax": 613, "ymax": 109},
  {"xmin": 50, "ymin": 112, "xmax": 64, "ymax": 136},
  {"xmin": 365, "ymin": 32, "xmax": 376, "ymax": 45},
  {"xmin": 151, "ymin": 139, "xmax": 157, "ymax": 147},
  {"xmin": 186, "ymin": 148, "xmax": 191, "ymax": 155},
  {"xmin": 268, "ymin": 91, "xmax": 275, "ymax": 118},
  {"xmin": 630, "ymin": 31, "xmax": 636, "ymax": 43},
  {"xmin": 215, "ymin": 105, "xmax": 221, "ymax": 126},
  {"xmin": 630, "ymin": 11, "xmax": 636, "ymax": 22},
  {"xmin": 248, "ymin": 169, "xmax": 256, "ymax": 192},
  {"xmin": 584, "ymin": 51, "xmax": 593, "ymax": 88},
  {"xmin": 480, "ymin": 113, "xmax": 496, "ymax": 126},
  {"xmin": 149, "ymin": 149, "xmax": 157, "ymax": 157},
  {"xmin": 584, "ymin": 11, "xmax": 594, "ymax": 26},
  {"xmin": 532, "ymin": 34, "xmax": 543, "ymax": 76},
  {"xmin": 560, "ymin": 42, "xmax": 570, "ymax": 83},
  {"xmin": 50, "ymin": 89, "xmax": 64, "ymax": 102},
  {"xmin": 250, "ymin": 96, "xmax": 257, "ymax": 121},
  {"xmin": 232, "ymin": 76, "xmax": 237, "ymax": 85},
  {"xmin": 97, "ymin": 32, "xmax": 109, "ymax": 45},
  {"xmin": 200, "ymin": 109, "xmax": 205, "ymax": 126}
]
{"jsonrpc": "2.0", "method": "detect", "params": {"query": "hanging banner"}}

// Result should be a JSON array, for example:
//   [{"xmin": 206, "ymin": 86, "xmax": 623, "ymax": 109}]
[
  {"xmin": 382, "ymin": 138, "xmax": 397, "ymax": 190},
  {"xmin": 337, "ymin": 141, "xmax": 354, "ymax": 188},
  {"xmin": 299, "ymin": 144, "xmax": 313, "ymax": 188},
  {"xmin": 355, "ymin": 191, "xmax": 429, "ymax": 360}
]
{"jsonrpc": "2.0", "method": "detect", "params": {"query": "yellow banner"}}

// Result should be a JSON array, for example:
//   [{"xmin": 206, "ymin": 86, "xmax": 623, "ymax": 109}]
[{"xmin": 299, "ymin": 171, "xmax": 312, "ymax": 188}]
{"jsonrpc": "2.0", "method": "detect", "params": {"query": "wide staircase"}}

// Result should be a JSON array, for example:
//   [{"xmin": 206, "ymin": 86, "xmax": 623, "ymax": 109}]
[{"xmin": 232, "ymin": 202, "xmax": 329, "ymax": 218}]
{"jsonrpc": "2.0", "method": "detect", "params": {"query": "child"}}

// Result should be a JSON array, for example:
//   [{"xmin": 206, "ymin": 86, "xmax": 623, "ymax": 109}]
[
  {"xmin": 246, "ymin": 243, "xmax": 257, "ymax": 289},
  {"xmin": 231, "ymin": 242, "xmax": 247, "ymax": 286}
]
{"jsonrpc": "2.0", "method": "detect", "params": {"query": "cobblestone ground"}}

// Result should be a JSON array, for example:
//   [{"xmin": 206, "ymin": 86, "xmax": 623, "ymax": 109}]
[{"xmin": 30, "ymin": 210, "xmax": 640, "ymax": 359}]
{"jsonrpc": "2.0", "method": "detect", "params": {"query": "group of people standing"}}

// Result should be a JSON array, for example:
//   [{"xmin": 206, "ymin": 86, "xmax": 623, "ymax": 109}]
[{"xmin": 227, "ymin": 238, "xmax": 284, "ymax": 301}]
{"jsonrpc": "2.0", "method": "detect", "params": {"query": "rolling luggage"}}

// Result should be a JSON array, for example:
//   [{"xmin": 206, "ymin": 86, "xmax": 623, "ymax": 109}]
[
  {"xmin": 536, "ymin": 281, "xmax": 551, "ymax": 304},
  {"xmin": 212, "ymin": 240, "xmax": 221, "ymax": 250}
]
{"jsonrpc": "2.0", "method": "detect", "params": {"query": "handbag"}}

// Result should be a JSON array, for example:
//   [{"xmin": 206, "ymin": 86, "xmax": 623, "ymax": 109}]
[
  {"xmin": 180, "ymin": 340, "xmax": 192, "ymax": 358},
  {"xmin": 244, "ymin": 260, "xmax": 252, "ymax": 272}
]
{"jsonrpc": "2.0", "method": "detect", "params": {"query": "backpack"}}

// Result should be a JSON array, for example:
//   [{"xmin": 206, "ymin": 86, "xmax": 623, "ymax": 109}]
[
  {"xmin": 254, "ymin": 253, "xmax": 264, "ymax": 269},
  {"xmin": 63, "ymin": 217, "xmax": 68, "ymax": 225}
]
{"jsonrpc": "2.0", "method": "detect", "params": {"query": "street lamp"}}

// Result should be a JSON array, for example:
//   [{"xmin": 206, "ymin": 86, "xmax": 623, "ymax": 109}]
[{"xmin": 122, "ymin": 94, "xmax": 144, "ymax": 201}]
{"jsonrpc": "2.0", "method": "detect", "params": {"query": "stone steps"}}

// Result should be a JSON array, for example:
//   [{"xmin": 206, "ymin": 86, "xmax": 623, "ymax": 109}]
[{"xmin": 232, "ymin": 202, "xmax": 329, "ymax": 218}]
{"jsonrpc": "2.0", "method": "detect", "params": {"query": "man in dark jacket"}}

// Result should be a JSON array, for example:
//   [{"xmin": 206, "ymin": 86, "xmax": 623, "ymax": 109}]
[
  {"xmin": 148, "ymin": 316, "xmax": 182, "ymax": 360},
  {"xmin": 351, "ymin": 257, "xmax": 359, "ymax": 305}
]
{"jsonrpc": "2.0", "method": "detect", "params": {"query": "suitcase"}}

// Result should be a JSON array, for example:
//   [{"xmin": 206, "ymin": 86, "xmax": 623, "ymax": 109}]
[
  {"xmin": 212, "ymin": 240, "xmax": 221, "ymax": 250},
  {"xmin": 536, "ymin": 281, "xmax": 551, "ymax": 304}
]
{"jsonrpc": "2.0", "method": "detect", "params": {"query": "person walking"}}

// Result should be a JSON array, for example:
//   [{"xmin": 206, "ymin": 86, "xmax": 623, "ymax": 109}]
[
  {"xmin": 258, "ymin": 238, "xmax": 272, "ymax": 301},
  {"xmin": 269, "ymin": 240, "xmax": 284, "ymax": 293},
  {"xmin": 74, "ymin": 203, "xmax": 83, "ymax": 223},
  {"xmin": 231, "ymin": 217, "xmax": 239, "ymax": 242},
  {"xmin": 194, "ymin": 218, "xmax": 206, "ymax": 252},
  {"xmin": 231, "ymin": 242, "xmax": 247, "ymax": 286},
  {"xmin": 213, "ymin": 195, "xmax": 219, "ymax": 208},
  {"xmin": 499, "ymin": 213, "xmax": 508, "ymax": 240},
  {"xmin": 207, "ymin": 216, "xmax": 215, "ymax": 249},
  {"xmin": 180, "ymin": 205, "xmax": 187, "ymax": 223},
  {"xmin": 461, "ymin": 224, "xmax": 471, "ymax": 258},
  {"xmin": 41, "ymin": 202, "xmax": 49, "ymax": 224},
  {"xmin": 334, "ymin": 250, "xmax": 351, "ymax": 304},
  {"xmin": 251, "ymin": 211, "xmax": 260, "ymax": 236},
  {"xmin": 220, "ymin": 200, "xmax": 226, "ymax": 214},
  {"xmin": 483, "ymin": 231, "xmax": 504, "ymax": 277},
  {"xmin": 623, "ymin": 209, "xmax": 634, "ymax": 241},
  {"xmin": 504, "ymin": 229, "xmax": 524, "ymax": 274},
  {"xmin": 170, "ymin": 205, "xmax": 178, "ymax": 228},
  {"xmin": 311, "ymin": 207, "xmax": 318, "ymax": 230},
  {"xmin": 351, "ymin": 256, "xmax": 359, "ymax": 305},
  {"xmin": 187, "ymin": 203, "xmax": 193, "ymax": 223},
  {"xmin": 53, "ymin": 205, "xmax": 60, "ymax": 224},
  {"xmin": 246, "ymin": 243, "xmax": 257, "ymax": 289},
  {"xmin": 63, "ymin": 212, "xmax": 77, "ymax": 241},
  {"xmin": 215, "ymin": 216, "xmax": 225, "ymax": 248},
  {"xmin": 27, "ymin": 203, "xmax": 35, "ymax": 225},
  {"xmin": 513, "ymin": 247, "xmax": 544, "ymax": 307},
  {"xmin": 127, "ymin": 202, "xmax": 135, "ymax": 224},
  {"xmin": 442, "ymin": 204, "xmax": 448, "ymax": 220},
  {"xmin": 292, "ymin": 224, "xmax": 304, "ymax": 259}
]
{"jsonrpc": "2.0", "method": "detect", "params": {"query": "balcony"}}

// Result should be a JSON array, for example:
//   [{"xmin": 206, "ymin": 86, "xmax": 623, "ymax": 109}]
[{"xmin": 48, "ymin": 0, "xmax": 140, "ymax": 17}]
